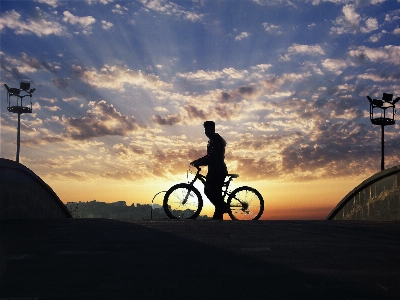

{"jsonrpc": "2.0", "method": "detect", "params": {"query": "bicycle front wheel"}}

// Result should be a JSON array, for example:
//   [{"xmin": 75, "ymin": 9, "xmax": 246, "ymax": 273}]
[
  {"xmin": 227, "ymin": 186, "xmax": 264, "ymax": 220},
  {"xmin": 163, "ymin": 183, "xmax": 203, "ymax": 219}
]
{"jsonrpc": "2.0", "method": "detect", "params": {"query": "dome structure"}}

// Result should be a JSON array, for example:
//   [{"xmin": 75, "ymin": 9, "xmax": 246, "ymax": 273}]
[
  {"xmin": 0, "ymin": 158, "xmax": 72, "ymax": 219},
  {"xmin": 326, "ymin": 165, "xmax": 400, "ymax": 221}
]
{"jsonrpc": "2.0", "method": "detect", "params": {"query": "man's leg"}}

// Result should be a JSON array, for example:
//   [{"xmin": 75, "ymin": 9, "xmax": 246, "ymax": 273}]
[{"xmin": 205, "ymin": 173, "xmax": 226, "ymax": 219}]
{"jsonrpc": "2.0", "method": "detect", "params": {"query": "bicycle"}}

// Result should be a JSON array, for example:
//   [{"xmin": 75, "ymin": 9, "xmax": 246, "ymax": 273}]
[{"xmin": 163, "ymin": 166, "xmax": 264, "ymax": 220}]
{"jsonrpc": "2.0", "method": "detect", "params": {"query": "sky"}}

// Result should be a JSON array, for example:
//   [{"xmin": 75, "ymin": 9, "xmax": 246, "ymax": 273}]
[{"xmin": 1, "ymin": 0, "xmax": 400, "ymax": 220}]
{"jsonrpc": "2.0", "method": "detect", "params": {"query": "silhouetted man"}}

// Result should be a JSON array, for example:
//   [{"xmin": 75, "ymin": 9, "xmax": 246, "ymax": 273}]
[{"xmin": 190, "ymin": 121, "xmax": 228, "ymax": 220}]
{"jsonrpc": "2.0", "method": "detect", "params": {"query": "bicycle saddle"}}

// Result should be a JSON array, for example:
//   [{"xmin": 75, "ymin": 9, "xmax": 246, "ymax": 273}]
[{"xmin": 228, "ymin": 174, "xmax": 239, "ymax": 178}]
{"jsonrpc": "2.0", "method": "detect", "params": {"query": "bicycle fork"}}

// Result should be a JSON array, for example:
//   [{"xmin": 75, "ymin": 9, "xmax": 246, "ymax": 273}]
[
  {"xmin": 182, "ymin": 177, "xmax": 199, "ymax": 205},
  {"xmin": 182, "ymin": 188, "xmax": 191, "ymax": 205}
]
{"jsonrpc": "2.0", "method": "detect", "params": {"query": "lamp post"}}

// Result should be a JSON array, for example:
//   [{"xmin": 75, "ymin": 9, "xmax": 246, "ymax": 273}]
[
  {"xmin": 367, "ymin": 93, "xmax": 399, "ymax": 171},
  {"xmin": 4, "ymin": 82, "xmax": 36, "ymax": 163}
]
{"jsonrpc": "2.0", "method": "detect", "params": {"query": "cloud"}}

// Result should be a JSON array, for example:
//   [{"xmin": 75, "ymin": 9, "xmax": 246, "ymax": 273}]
[
  {"xmin": 177, "ymin": 86, "xmax": 258, "ymax": 122},
  {"xmin": 23, "ymin": 136, "xmax": 65, "ymax": 147},
  {"xmin": 62, "ymin": 97, "xmax": 80, "ymax": 102},
  {"xmin": 213, "ymin": 104, "xmax": 235, "ymax": 120},
  {"xmin": 140, "ymin": 0, "xmax": 204, "ymax": 22},
  {"xmin": 348, "ymin": 45, "xmax": 400, "ymax": 65},
  {"xmin": 45, "ymin": 106, "xmax": 61, "ymax": 112},
  {"xmin": 63, "ymin": 100, "xmax": 141, "ymax": 140},
  {"xmin": 321, "ymin": 58, "xmax": 348, "ymax": 74},
  {"xmin": 177, "ymin": 67, "xmax": 248, "ymax": 82},
  {"xmin": 357, "ymin": 73, "xmax": 396, "ymax": 82},
  {"xmin": 184, "ymin": 105, "xmax": 207, "ymax": 119},
  {"xmin": 277, "ymin": 120, "xmax": 377, "ymax": 179},
  {"xmin": 150, "ymin": 147, "xmax": 197, "ymax": 177},
  {"xmin": 231, "ymin": 156, "xmax": 279, "ymax": 181},
  {"xmin": 361, "ymin": 17, "xmax": 378, "ymax": 33},
  {"xmin": 100, "ymin": 170, "xmax": 147, "ymax": 181},
  {"xmin": 251, "ymin": 64, "xmax": 272, "ymax": 72},
  {"xmin": 1, "ymin": 52, "xmax": 58, "ymax": 80},
  {"xmin": 308, "ymin": 22, "xmax": 317, "ymax": 29},
  {"xmin": 261, "ymin": 71, "xmax": 313, "ymax": 93},
  {"xmin": 85, "ymin": 0, "xmax": 115, "ymax": 4},
  {"xmin": 368, "ymin": 30, "xmax": 386, "ymax": 42},
  {"xmin": 262, "ymin": 22, "xmax": 281, "ymax": 34},
  {"xmin": 340, "ymin": 4, "xmax": 360, "ymax": 26},
  {"xmin": 35, "ymin": 0, "xmax": 59, "ymax": 8},
  {"xmin": 281, "ymin": 43, "xmax": 325, "ymax": 61},
  {"xmin": 177, "ymin": 69, "xmax": 224, "ymax": 81},
  {"xmin": 62, "ymin": 11, "xmax": 96, "ymax": 33},
  {"xmin": 219, "ymin": 85, "xmax": 259, "ymax": 103},
  {"xmin": 384, "ymin": 9, "xmax": 400, "ymax": 23},
  {"xmin": 289, "ymin": 43, "xmax": 325, "ymax": 55},
  {"xmin": 331, "ymin": 4, "xmax": 379, "ymax": 34},
  {"xmin": 0, "ymin": 8, "xmax": 66, "ymax": 36},
  {"xmin": 73, "ymin": 64, "xmax": 172, "ymax": 91},
  {"xmin": 262, "ymin": 75, "xmax": 285, "ymax": 91},
  {"xmin": 151, "ymin": 114, "xmax": 182, "ymax": 126},
  {"xmin": 52, "ymin": 77, "xmax": 71, "ymax": 90},
  {"xmin": 177, "ymin": 64, "xmax": 272, "ymax": 85},
  {"xmin": 101, "ymin": 20, "xmax": 113, "ymax": 29},
  {"xmin": 154, "ymin": 106, "xmax": 169, "ymax": 113},
  {"xmin": 252, "ymin": 0, "xmax": 297, "ymax": 6},
  {"xmin": 235, "ymin": 31, "xmax": 250, "ymax": 41},
  {"xmin": 244, "ymin": 122, "xmax": 278, "ymax": 132},
  {"xmin": 2, "ymin": 0, "xmax": 399, "ymax": 186},
  {"xmin": 113, "ymin": 143, "xmax": 147, "ymax": 156},
  {"xmin": 269, "ymin": 91, "xmax": 295, "ymax": 99},
  {"xmin": 46, "ymin": 155, "xmax": 85, "ymax": 169},
  {"xmin": 62, "ymin": 11, "xmax": 96, "ymax": 27},
  {"xmin": 112, "ymin": 4, "xmax": 128, "ymax": 14},
  {"xmin": 224, "ymin": 112, "xmax": 380, "ymax": 181}
]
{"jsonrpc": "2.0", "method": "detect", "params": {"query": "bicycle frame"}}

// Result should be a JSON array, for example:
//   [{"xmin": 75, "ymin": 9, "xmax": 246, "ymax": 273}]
[
  {"xmin": 163, "ymin": 165, "xmax": 264, "ymax": 220},
  {"xmin": 187, "ymin": 166, "xmax": 236, "ymax": 202}
]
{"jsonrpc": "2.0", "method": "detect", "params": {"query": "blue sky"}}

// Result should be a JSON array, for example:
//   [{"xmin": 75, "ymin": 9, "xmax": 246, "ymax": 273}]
[{"xmin": 1, "ymin": 0, "xmax": 400, "ymax": 217}]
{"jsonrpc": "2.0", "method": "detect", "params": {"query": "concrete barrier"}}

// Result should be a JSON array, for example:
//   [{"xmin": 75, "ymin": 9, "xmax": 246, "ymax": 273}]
[{"xmin": 0, "ymin": 158, "xmax": 72, "ymax": 219}]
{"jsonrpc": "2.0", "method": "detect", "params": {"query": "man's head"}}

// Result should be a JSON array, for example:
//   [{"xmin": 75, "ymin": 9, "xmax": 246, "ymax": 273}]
[{"xmin": 203, "ymin": 121, "xmax": 215, "ymax": 138}]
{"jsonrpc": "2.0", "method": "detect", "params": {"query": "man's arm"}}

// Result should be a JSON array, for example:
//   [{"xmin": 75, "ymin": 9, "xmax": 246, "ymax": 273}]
[
  {"xmin": 190, "ymin": 155, "xmax": 207, "ymax": 167},
  {"xmin": 191, "ymin": 136, "xmax": 223, "ymax": 167}
]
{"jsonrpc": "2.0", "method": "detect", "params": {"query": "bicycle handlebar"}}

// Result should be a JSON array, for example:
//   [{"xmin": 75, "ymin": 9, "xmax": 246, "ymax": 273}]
[
  {"xmin": 189, "ymin": 162, "xmax": 201, "ymax": 171},
  {"xmin": 189, "ymin": 164, "xmax": 203, "ymax": 180}
]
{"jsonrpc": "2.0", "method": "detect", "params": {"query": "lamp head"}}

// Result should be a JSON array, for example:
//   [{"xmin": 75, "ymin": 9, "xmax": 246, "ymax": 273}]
[
  {"xmin": 372, "ymin": 99, "xmax": 384, "ymax": 107},
  {"xmin": 20, "ymin": 82, "xmax": 30, "ymax": 91},
  {"xmin": 9, "ymin": 88, "xmax": 21, "ymax": 95},
  {"xmin": 382, "ymin": 93, "xmax": 393, "ymax": 102}
]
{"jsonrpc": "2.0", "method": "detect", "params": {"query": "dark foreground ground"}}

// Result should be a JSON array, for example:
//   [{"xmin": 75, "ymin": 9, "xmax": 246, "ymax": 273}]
[{"xmin": 1, "ymin": 219, "xmax": 400, "ymax": 300}]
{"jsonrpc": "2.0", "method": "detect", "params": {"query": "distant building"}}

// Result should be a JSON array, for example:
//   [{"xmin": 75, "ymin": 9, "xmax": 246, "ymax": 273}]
[
  {"xmin": 65, "ymin": 200, "xmax": 210, "ymax": 220},
  {"xmin": 111, "ymin": 201, "xmax": 126, "ymax": 207}
]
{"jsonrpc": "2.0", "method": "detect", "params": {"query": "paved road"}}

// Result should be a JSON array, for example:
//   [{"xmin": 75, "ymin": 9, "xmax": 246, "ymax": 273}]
[{"xmin": 1, "ymin": 219, "xmax": 399, "ymax": 299}]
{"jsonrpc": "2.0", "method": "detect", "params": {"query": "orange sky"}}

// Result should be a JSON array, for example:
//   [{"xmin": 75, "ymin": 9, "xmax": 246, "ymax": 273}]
[{"xmin": 46, "ymin": 170, "xmax": 365, "ymax": 220}]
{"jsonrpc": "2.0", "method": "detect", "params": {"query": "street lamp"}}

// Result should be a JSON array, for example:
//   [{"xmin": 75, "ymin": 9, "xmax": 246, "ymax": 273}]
[
  {"xmin": 4, "ymin": 82, "xmax": 36, "ymax": 163},
  {"xmin": 367, "ymin": 93, "xmax": 399, "ymax": 171}
]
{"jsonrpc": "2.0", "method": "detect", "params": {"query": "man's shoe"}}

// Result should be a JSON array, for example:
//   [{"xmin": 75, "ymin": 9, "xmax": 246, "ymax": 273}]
[
  {"xmin": 223, "ymin": 204, "xmax": 230, "ymax": 213},
  {"xmin": 212, "ymin": 212, "xmax": 223, "ymax": 220}
]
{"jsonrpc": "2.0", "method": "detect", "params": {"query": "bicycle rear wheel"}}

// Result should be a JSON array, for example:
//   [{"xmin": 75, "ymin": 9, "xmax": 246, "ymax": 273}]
[
  {"xmin": 163, "ymin": 183, "xmax": 203, "ymax": 219},
  {"xmin": 227, "ymin": 186, "xmax": 264, "ymax": 220}
]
